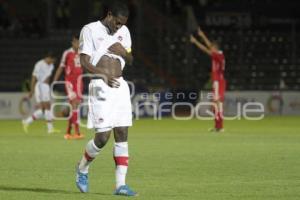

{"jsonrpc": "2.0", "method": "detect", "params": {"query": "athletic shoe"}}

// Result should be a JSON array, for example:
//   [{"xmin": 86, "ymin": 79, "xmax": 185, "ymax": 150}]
[
  {"xmin": 22, "ymin": 120, "xmax": 29, "ymax": 133},
  {"xmin": 76, "ymin": 165, "xmax": 88, "ymax": 193},
  {"xmin": 64, "ymin": 134, "xmax": 73, "ymax": 140},
  {"xmin": 48, "ymin": 128, "xmax": 61, "ymax": 134},
  {"xmin": 114, "ymin": 185, "xmax": 137, "ymax": 196},
  {"xmin": 73, "ymin": 134, "xmax": 84, "ymax": 139},
  {"xmin": 208, "ymin": 128, "xmax": 224, "ymax": 133},
  {"xmin": 218, "ymin": 128, "xmax": 225, "ymax": 132}
]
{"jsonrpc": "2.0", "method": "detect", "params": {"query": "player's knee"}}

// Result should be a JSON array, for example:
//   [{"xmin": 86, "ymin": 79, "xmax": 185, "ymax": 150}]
[
  {"xmin": 114, "ymin": 127, "xmax": 128, "ymax": 142},
  {"xmin": 94, "ymin": 132, "xmax": 111, "ymax": 148},
  {"xmin": 42, "ymin": 102, "xmax": 51, "ymax": 110}
]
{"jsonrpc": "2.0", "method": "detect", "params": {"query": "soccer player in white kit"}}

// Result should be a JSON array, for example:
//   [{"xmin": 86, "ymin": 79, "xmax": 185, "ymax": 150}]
[
  {"xmin": 75, "ymin": 1, "xmax": 136, "ymax": 196},
  {"xmin": 22, "ymin": 52, "xmax": 60, "ymax": 134}
]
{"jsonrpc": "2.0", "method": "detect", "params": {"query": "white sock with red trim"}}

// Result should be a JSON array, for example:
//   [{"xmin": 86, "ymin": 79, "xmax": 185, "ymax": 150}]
[
  {"xmin": 25, "ymin": 109, "xmax": 43, "ymax": 124},
  {"xmin": 114, "ymin": 142, "xmax": 129, "ymax": 188},
  {"xmin": 44, "ymin": 110, "xmax": 53, "ymax": 131},
  {"xmin": 78, "ymin": 140, "xmax": 101, "ymax": 173}
]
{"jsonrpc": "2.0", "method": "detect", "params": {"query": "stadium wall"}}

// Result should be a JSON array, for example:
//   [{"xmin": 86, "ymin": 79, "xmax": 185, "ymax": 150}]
[
  {"xmin": 0, "ymin": 91, "xmax": 299, "ymax": 119},
  {"xmin": 200, "ymin": 91, "xmax": 300, "ymax": 116}
]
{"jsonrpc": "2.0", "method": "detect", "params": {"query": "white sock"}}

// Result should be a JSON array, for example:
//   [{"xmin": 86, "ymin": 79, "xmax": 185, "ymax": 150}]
[
  {"xmin": 25, "ymin": 109, "xmax": 43, "ymax": 124},
  {"xmin": 116, "ymin": 166, "xmax": 128, "ymax": 188},
  {"xmin": 44, "ymin": 110, "xmax": 53, "ymax": 131},
  {"xmin": 78, "ymin": 140, "xmax": 101, "ymax": 173},
  {"xmin": 114, "ymin": 142, "xmax": 129, "ymax": 188}
]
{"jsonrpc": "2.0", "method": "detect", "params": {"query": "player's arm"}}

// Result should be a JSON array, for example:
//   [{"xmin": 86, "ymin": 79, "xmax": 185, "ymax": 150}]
[
  {"xmin": 79, "ymin": 26, "xmax": 112, "ymax": 76},
  {"xmin": 108, "ymin": 43, "xmax": 133, "ymax": 65},
  {"xmin": 124, "ymin": 50, "xmax": 133, "ymax": 65},
  {"xmin": 78, "ymin": 26, "xmax": 114, "ymax": 75},
  {"xmin": 80, "ymin": 53, "xmax": 120, "ymax": 88},
  {"xmin": 53, "ymin": 51, "xmax": 67, "ymax": 82},
  {"xmin": 79, "ymin": 26, "xmax": 119, "ymax": 87},
  {"xmin": 80, "ymin": 54, "xmax": 105, "ymax": 75},
  {"xmin": 29, "ymin": 75, "xmax": 37, "ymax": 98},
  {"xmin": 53, "ymin": 67, "xmax": 64, "ymax": 82},
  {"xmin": 197, "ymin": 27, "xmax": 212, "ymax": 48},
  {"xmin": 190, "ymin": 35, "xmax": 212, "ymax": 56},
  {"xmin": 109, "ymin": 27, "xmax": 133, "ymax": 65}
]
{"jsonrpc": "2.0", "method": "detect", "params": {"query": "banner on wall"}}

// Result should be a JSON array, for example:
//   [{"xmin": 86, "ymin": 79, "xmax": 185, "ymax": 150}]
[
  {"xmin": 0, "ymin": 93, "xmax": 34, "ymax": 119},
  {"xmin": 0, "ymin": 92, "xmax": 72, "ymax": 119},
  {"xmin": 0, "ymin": 91, "xmax": 299, "ymax": 119},
  {"xmin": 199, "ymin": 91, "xmax": 300, "ymax": 116}
]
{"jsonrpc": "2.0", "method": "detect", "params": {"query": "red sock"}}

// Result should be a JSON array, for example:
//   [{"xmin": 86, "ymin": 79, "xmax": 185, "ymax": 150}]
[
  {"xmin": 114, "ymin": 156, "xmax": 129, "ymax": 166},
  {"xmin": 75, "ymin": 124, "xmax": 80, "ymax": 134},
  {"xmin": 66, "ymin": 117, "xmax": 72, "ymax": 134},
  {"xmin": 84, "ymin": 150, "xmax": 95, "ymax": 162},
  {"xmin": 214, "ymin": 109, "xmax": 219, "ymax": 129},
  {"xmin": 72, "ymin": 110, "xmax": 80, "ymax": 134},
  {"xmin": 219, "ymin": 111, "xmax": 223, "ymax": 129},
  {"xmin": 215, "ymin": 111, "xmax": 223, "ymax": 129}
]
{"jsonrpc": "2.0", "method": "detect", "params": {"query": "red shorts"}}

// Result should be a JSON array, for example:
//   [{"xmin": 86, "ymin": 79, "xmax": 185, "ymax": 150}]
[
  {"xmin": 212, "ymin": 79, "xmax": 226, "ymax": 101},
  {"xmin": 65, "ymin": 77, "xmax": 83, "ymax": 101}
]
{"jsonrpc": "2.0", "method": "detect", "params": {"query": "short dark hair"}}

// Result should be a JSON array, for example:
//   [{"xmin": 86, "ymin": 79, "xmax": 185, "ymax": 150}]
[
  {"xmin": 108, "ymin": 1, "xmax": 129, "ymax": 17},
  {"xmin": 72, "ymin": 33, "xmax": 79, "ymax": 40},
  {"xmin": 44, "ymin": 51, "xmax": 55, "ymax": 59}
]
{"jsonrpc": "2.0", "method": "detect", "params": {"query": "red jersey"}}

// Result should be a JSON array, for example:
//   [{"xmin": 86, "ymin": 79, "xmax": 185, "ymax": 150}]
[
  {"xmin": 211, "ymin": 51, "xmax": 225, "ymax": 81},
  {"xmin": 59, "ymin": 47, "xmax": 82, "ymax": 80}
]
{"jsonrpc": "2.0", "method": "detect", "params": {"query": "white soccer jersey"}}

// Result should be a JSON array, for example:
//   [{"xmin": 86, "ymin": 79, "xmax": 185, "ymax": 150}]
[
  {"xmin": 79, "ymin": 21, "xmax": 132, "ymax": 68},
  {"xmin": 80, "ymin": 21, "xmax": 133, "ymax": 131},
  {"xmin": 113, "ymin": 25, "xmax": 132, "ymax": 53},
  {"xmin": 32, "ymin": 59, "xmax": 54, "ymax": 83}
]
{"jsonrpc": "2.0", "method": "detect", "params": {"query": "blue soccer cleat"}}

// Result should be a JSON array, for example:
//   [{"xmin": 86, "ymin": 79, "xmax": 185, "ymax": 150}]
[
  {"xmin": 76, "ymin": 165, "xmax": 89, "ymax": 193},
  {"xmin": 114, "ymin": 185, "xmax": 137, "ymax": 197}
]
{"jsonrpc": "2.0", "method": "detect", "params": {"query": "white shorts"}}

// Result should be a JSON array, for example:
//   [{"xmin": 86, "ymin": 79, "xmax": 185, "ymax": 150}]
[
  {"xmin": 35, "ymin": 82, "xmax": 50, "ymax": 103},
  {"xmin": 87, "ymin": 77, "xmax": 132, "ymax": 132}
]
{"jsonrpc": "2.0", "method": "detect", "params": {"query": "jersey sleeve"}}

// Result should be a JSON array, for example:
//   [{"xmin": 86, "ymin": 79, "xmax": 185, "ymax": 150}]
[
  {"xmin": 32, "ymin": 62, "xmax": 39, "ymax": 77},
  {"xmin": 221, "ymin": 54, "xmax": 225, "ymax": 70},
  {"xmin": 50, "ymin": 64, "xmax": 54, "ymax": 74},
  {"xmin": 79, "ymin": 26, "xmax": 93, "ymax": 56},
  {"xmin": 122, "ymin": 26, "xmax": 132, "ymax": 53}
]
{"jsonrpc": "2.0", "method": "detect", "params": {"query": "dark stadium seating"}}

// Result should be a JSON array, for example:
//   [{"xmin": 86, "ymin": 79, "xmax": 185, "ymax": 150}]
[
  {"xmin": 1, "ymin": 0, "xmax": 300, "ymax": 91},
  {"xmin": 142, "ymin": 0, "xmax": 300, "ymax": 91},
  {"xmin": 0, "ymin": 30, "xmax": 72, "ymax": 91}
]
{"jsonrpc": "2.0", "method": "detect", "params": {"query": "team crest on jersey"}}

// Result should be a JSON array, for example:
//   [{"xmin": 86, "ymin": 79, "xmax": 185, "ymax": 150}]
[{"xmin": 118, "ymin": 36, "xmax": 123, "ymax": 41}]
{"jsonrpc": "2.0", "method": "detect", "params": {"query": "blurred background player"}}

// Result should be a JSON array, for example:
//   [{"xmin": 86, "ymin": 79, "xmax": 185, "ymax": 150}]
[
  {"xmin": 53, "ymin": 34, "xmax": 84, "ymax": 140},
  {"xmin": 22, "ymin": 52, "xmax": 60, "ymax": 134},
  {"xmin": 190, "ymin": 27, "xmax": 226, "ymax": 132}
]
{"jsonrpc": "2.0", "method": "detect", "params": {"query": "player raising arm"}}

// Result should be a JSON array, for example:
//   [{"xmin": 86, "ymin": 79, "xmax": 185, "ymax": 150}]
[{"xmin": 190, "ymin": 27, "xmax": 226, "ymax": 132}]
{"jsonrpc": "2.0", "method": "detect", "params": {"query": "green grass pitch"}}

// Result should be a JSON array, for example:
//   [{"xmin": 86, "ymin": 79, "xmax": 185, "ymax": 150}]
[{"xmin": 0, "ymin": 116, "xmax": 300, "ymax": 200}]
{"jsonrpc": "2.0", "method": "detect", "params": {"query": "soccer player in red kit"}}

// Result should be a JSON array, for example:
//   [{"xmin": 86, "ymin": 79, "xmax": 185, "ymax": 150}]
[
  {"xmin": 190, "ymin": 27, "xmax": 226, "ymax": 132},
  {"xmin": 53, "ymin": 35, "xmax": 85, "ymax": 139}
]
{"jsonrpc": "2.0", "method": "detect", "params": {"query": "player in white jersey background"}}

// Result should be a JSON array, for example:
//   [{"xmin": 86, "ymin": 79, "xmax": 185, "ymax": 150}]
[
  {"xmin": 75, "ymin": 1, "xmax": 137, "ymax": 196},
  {"xmin": 22, "ymin": 52, "xmax": 60, "ymax": 134}
]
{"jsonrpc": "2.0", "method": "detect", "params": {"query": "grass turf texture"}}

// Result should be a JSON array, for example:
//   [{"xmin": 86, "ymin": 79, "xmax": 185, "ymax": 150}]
[{"xmin": 0, "ymin": 116, "xmax": 300, "ymax": 200}]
